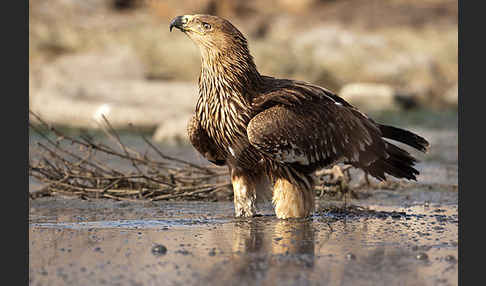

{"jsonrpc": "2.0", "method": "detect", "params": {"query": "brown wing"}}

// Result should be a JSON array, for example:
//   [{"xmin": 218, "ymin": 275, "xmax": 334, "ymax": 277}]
[
  {"xmin": 187, "ymin": 115, "xmax": 226, "ymax": 166},
  {"xmin": 247, "ymin": 81, "xmax": 389, "ymax": 175}
]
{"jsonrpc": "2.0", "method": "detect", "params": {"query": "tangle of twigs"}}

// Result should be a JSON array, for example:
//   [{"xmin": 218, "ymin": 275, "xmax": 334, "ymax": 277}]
[{"xmin": 28, "ymin": 110, "xmax": 352, "ymax": 202}]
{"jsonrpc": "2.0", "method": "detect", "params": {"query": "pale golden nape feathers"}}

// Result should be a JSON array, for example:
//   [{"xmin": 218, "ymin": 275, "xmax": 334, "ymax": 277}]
[{"xmin": 170, "ymin": 14, "xmax": 429, "ymax": 219}]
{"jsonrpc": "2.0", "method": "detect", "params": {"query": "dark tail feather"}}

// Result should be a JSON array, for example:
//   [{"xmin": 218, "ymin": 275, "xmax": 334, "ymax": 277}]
[
  {"xmin": 378, "ymin": 124, "xmax": 430, "ymax": 153},
  {"xmin": 364, "ymin": 142, "xmax": 420, "ymax": 181}
]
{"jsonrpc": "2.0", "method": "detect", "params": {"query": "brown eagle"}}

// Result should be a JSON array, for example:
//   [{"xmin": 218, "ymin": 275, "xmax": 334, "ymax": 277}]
[{"xmin": 170, "ymin": 14, "xmax": 429, "ymax": 219}]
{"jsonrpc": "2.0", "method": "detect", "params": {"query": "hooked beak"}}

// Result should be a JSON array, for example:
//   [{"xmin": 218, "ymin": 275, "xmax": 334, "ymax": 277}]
[{"xmin": 169, "ymin": 15, "xmax": 186, "ymax": 32}]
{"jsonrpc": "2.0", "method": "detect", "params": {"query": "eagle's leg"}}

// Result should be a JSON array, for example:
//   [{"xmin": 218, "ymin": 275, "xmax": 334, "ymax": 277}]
[
  {"xmin": 272, "ymin": 175, "xmax": 315, "ymax": 219},
  {"xmin": 231, "ymin": 167, "xmax": 257, "ymax": 218}
]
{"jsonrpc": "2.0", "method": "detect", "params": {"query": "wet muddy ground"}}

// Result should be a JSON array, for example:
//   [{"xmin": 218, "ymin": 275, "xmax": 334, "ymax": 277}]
[
  {"xmin": 29, "ymin": 114, "xmax": 458, "ymax": 286},
  {"xmin": 29, "ymin": 197, "xmax": 457, "ymax": 286}
]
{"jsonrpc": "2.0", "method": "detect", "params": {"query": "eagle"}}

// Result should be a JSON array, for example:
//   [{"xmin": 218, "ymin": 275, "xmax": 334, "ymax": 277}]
[{"xmin": 169, "ymin": 14, "xmax": 429, "ymax": 219}]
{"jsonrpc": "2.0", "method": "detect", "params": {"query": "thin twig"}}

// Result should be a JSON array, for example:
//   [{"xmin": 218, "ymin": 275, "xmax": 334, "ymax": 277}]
[{"xmin": 29, "ymin": 110, "xmax": 356, "ymax": 202}]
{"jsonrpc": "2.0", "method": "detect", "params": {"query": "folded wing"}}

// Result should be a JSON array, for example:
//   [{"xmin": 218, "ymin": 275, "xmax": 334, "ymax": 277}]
[{"xmin": 247, "ymin": 79, "xmax": 427, "ymax": 180}]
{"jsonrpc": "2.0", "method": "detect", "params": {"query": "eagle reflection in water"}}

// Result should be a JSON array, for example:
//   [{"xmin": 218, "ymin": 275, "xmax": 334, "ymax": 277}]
[{"xmin": 212, "ymin": 218, "xmax": 318, "ymax": 284}]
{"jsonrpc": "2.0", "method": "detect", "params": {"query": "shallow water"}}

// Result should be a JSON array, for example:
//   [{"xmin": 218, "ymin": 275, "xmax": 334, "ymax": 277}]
[{"xmin": 29, "ymin": 198, "xmax": 457, "ymax": 286}]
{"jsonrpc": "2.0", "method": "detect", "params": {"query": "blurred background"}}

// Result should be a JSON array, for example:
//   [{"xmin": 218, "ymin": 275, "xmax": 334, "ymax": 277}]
[{"xmin": 29, "ymin": 0, "xmax": 458, "ymax": 143}]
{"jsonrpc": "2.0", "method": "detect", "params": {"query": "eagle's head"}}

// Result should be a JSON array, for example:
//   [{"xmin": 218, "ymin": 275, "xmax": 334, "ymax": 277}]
[
  {"xmin": 170, "ymin": 14, "xmax": 262, "ymax": 93},
  {"xmin": 169, "ymin": 14, "xmax": 248, "ymax": 54}
]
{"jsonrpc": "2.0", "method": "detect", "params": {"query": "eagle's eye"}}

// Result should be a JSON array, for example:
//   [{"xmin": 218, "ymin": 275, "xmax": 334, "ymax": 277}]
[{"xmin": 202, "ymin": 22, "xmax": 211, "ymax": 30}]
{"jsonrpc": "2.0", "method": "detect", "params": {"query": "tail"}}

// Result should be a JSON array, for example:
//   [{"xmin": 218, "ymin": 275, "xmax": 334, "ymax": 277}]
[
  {"xmin": 362, "ymin": 124, "xmax": 430, "ymax": 181},
  {"xmin": 365, "ymin": 143, "xmax": 421, "ymax": 181},
  {"xmin": 378, "ymin": 124, "xmax": 430, "ymax": 153}
]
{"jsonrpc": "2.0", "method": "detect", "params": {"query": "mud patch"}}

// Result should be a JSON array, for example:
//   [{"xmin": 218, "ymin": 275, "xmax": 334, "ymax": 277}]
[{"xmin": 30, "ymin": 199, "xmax": 457, "ymax": 286}]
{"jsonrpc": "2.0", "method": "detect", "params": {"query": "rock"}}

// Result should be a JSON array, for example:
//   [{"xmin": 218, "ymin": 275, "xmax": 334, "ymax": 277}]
[
  {"xmin": 30, "ymin": 80, "xmax": 197, "ymax": 130},
  {"xmin": 151, "ymin": 244, "xmax": 167, "ymax": 256},
  {"xmin": 41, "ymin": 45, "xmax": 146, "ymax": 87},
  {"xmin": 339, "ymin": 83, "xmax": 400, "ymax": 111},
  {"xmin": 443, "ymin": 83, "xmax": 458, "ymax": 106},
  {"xmin": 29, "ymin": 46, "xmax": 199, "ymax": 131},
  {"xmin": 277, "ymin": 24, "xmax": 457, "ymax": 106}
]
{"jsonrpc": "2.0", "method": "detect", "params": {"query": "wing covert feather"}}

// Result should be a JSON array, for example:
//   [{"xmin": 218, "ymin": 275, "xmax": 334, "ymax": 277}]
[
  {"xmin": 187, "ymin": 115, "xmax": 226, "ymax": 166},
  {"xmin": 247, "ymin": 95, "xmax": 386, "ymax": 172}
]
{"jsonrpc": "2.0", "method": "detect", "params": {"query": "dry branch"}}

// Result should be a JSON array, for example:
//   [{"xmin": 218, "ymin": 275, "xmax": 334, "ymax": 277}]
[{"xmin": 29, "ymin": 111, "xmax": 353, "ymax": 202}]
